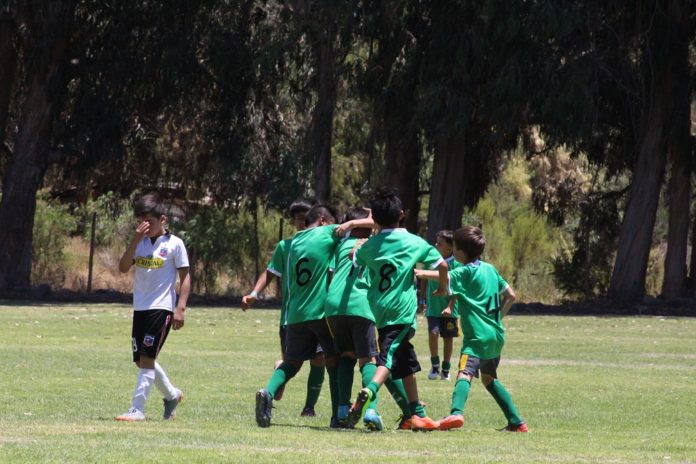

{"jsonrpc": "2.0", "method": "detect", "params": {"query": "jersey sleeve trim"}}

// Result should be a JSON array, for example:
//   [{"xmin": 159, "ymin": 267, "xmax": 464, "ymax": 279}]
[
  {"xmin": 267, "ymin": 267, "xmax": 282, "ymax": 277},
  {"xmin": 429, "ymin": 257, "xmax": 445, "ymax": 269}
]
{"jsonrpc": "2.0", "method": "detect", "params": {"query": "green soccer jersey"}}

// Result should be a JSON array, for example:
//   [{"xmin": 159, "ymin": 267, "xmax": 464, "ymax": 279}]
[
  {"xmin": 324, "ymin": 236, "xmax": 373, "ymax": 321},
  {"xmin": 426, "ymin": 255, "xmax": 462, "ymax": 319},
  {"xmin": 449, "ymin": 260, "xmax": 509, "ymax": 359},
  {"xmin": 285, "ymin": 224, "xmax": 341, "ymax": 325},
  {"xmin": 266, "ymin": 238, "xmax": 291, "ymax": 326},
  {"xmin": 355, "ymin": 228, "xmax": 444, "ymax": 329}
]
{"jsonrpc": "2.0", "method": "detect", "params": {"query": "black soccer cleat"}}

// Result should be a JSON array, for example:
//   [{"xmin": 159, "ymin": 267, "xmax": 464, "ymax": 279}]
[{"xmin": 255, "ymin": 388, "xmax": 273, "ymax": 427}]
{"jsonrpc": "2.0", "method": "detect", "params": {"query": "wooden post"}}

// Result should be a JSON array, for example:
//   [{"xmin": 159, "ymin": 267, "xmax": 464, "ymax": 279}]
[
  {"xmin": 87, "ymin": 212, "xmax": 96, "ymax": 293},
  {"xmin": 278, "ymin": 217, "xmax": 284, "ymax": 243}
]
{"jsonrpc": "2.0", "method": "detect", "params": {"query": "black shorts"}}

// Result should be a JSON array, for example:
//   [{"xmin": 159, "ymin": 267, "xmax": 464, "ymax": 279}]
[
  {"xmin": 285, "ymin": 319, "xmax": 335, "ymax": 361},
  {"xmin": 458, "ymin": 354, "xmax": 500, "ymax": 378},
  {"xmin": 427, "ymin": 316, "xmax": 460, "ymax": 338},
  {"xmin": 326, "ymin": 315, "xmax": 378, "ymax": 358},
  {"xmin": 376, "ymin": 324, "xmax": 421, "ymax": 380},
  {"xmin": 279, "ymin": 325, "xmax": 322, "ymax": 360},
  {"xmin": 279, "ymin": 326, "xmax": 288, "ymax": 358},
  {"xmin": 131, "ymin": 309, "xmax": 173, "ymax": 362}
]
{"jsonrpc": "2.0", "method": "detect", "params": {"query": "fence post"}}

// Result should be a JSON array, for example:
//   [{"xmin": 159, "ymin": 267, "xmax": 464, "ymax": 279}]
[{"xmin": 87, "ymin": 212, "xmax": 96, "ymax": 293}]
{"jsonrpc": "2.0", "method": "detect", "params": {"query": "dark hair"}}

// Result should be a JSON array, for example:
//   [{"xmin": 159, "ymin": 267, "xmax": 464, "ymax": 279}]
[
  {"xmin": 370, "ymin": 186, "xmax": 402, "ymax": 226},
  {"xmin": 436, "ymin": 230, "xmax": 454, "ymax": 246},
  {"xmin": 343, "ymin": 207, "xmax": 371, "ymax": 238},
  {"xmin": 134, "ymin": 193, "xmax": 166, "ymax": 218},
  {"xmin": 305, "ymin": 204, "xmax": 337, "ymax": 226},
  {"xmin": 343, "ymin": 206, "xmax": 369, "ymax": 222},
  {"xmin": 453, "ymin": 226, "xmax": 485, "ymax": 260},
  {"xmin": 289, "ymin": 198, "xmax": 315, "ymax": 218}
]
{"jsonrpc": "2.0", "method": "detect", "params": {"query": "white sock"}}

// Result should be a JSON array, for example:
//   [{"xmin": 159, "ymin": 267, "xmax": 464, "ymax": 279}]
[
  {"xmin": 154, "ymin": 362, "xmax": 178, "ymax": 401},
  {"xmin": 131, "ymin": 368, "xmax": 155, "ymax": 412}
]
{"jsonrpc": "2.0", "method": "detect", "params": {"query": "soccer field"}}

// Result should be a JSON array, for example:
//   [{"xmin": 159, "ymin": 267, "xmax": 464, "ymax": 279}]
[{"xmin": 0, "ymin": 303, "xmax": 694, "ymax": 464}]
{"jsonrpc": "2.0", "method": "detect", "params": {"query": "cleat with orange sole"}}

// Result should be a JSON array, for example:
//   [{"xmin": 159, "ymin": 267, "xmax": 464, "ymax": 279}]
[{"xmin": 438, "ymin": 414, "xmax": 464, "ymax": 431}]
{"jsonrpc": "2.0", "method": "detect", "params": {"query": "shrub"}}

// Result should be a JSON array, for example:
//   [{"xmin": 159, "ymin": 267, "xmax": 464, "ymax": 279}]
[{"xmin": 32, "ymin": 194, "xmax": 77, "ymax": 288}]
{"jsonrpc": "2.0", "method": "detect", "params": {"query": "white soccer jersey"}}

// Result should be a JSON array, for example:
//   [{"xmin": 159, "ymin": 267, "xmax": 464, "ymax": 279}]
[{"xmin": 132, "ymin": 233, "xmax": 189, "ymax": 311}]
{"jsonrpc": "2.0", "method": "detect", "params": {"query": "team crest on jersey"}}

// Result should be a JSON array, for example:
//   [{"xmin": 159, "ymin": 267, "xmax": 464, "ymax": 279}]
[
  {"xmin": 143, "ymin": 335, "xmax": 155, "ymax": 347},
  {"xmin": 159, "ymin": 247, "xmax": 168, "ymax": 257}
]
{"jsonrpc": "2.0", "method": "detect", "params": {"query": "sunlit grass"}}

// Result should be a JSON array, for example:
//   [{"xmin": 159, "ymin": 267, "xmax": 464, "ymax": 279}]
[{"xmin": 1, "ymin": 303, "xmax": 695, "ymax": 463}]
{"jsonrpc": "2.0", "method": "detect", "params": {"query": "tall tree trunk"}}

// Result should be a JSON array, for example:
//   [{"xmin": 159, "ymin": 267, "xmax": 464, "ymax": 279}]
[
  {"xmin": 308, "ymin": 21, "xmax": 338, "ymax": 203},
  {"xmin": 383, "ymin": 106, "xmax": 420, "ymax": 233},
  {"xmin": 690, "ymin": 196, "xmax": 696, "ymax": 296},
  {"xmin": 0, "ymin": 1, "xmax": 75, "ymax": 290},
  {"xmin": 661, "ymin": 23, "xmax": 691, "ymax": 299},
  {"xmin": 608, "ymin": 4, "xmax": 681, "ymax": 301},
  {"xmin": 0, "ymin": 14, "xmax": 17, "ymax": 144},
  {"xmin": 426, "ymin": 135, "xmax": 467, "ymax": 243}
]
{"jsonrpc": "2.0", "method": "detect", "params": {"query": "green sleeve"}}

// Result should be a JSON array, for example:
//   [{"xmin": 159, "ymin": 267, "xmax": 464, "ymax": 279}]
[
  {"xmin": 420, "ymin": 241, "xmax": 445, "ymax": 269},
  {"xmin": 496, "ymin": 268, "xmax": 509, "ymax": 293},
  {"xmin": 267, "ymin": 241, "xmax": 286, "ymax": 276}
]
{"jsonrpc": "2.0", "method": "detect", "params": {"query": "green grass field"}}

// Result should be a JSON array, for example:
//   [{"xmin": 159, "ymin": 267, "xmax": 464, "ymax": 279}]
[{"xmin": 1, "ymin": 303, "xmax": 695, "ymax": 463}]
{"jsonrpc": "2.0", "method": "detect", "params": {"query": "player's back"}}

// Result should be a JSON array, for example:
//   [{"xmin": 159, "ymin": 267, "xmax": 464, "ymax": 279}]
[
  {"xmin": 324, "ymin": 236, "xmax": 372, "ymax": 320},
  {"xmin": 356, "ymin": 229, "xmax": 442, "ymax": 328},
  {"xmin": 450, "ymin": 260, "xmax": 508, "ymax": 358},
  {"xmin": 285, "ymin": 224, "xmax": 339, "ymax": 324}
]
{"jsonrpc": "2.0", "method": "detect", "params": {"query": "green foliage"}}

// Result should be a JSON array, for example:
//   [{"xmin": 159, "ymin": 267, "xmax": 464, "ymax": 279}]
[
  {"xmin": 175, "ymin": 202, "xmax": 284, "ymax": 295},
  {"xmin": 75, "ymin": 192, "xmax": 134, "ymax": 248},
  {"xmin": 31, "ymin": 194, "xmax": 77, "ymax": 288},
  {"xmin": 464, "ymin": 156, "xmax": 562, "ymax": 302}
]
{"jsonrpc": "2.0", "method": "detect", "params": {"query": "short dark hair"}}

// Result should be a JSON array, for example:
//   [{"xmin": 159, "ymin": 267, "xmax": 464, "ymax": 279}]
[
  {"xmin": 453, "ymin": 226, "xmax": 485, "ymax": 260},
  {"xmin": 370, "ymin": 186, "xmax": 402, "ymax": 226},
  {"xmin": 305, "ymin": 204, "xmax": 337, "ymax": 225},
  {"xmin": 343, "ymin": 207, "xmax": 371, "ymax": 238},
  {"xmin": 436, "ymin": 230, "xmax": 454, "ymax": 246},
  {"xmin": 134, "ymin": 193, "xmax": 166, "ymax": 218},
  {"xmin": 289, "ymin": 198, "xmax": 314, "ymax": 218},
  {"xmin": 343, "ymin": 206, "xmax": 369, "ymax": 222}
]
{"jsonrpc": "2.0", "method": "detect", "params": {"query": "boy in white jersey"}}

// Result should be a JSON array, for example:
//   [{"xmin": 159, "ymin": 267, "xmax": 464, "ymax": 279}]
[{"xmin": 116, "ymin": 193, "xmax": 191, "ymax": 422}]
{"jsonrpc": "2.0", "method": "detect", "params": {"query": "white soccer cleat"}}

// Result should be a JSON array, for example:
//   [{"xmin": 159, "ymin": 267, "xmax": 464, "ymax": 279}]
[
  {"xmin": 427, "ymin": 367, "xmax": 439, "ymax": 380},
  {"xmin": 116, "ymin": 407, "xmax": 145, "ymax": 422}
]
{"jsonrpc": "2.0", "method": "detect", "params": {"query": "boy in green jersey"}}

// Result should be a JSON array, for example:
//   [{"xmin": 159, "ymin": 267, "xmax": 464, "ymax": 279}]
[
  {"xmin": 255, "ymin": 205, "xmax": 370, "ymax": 428},
  {"xmin": 415, "ymin": 226, "xmax": 527, "ymax": 432},
  {"xmin": 324, "ymin": 207, "xmax": 412, "ymax": 431},
  {"xmin": 242, "ymin": 199, "xmax": 326, "ymax": 411},
  {"xmin": 419, "ymin": 230, "xmax": 461, "ymax": 381},
  {"xmin": 347, "ymin": 187, "xmax": 449, "ymax": 431}
]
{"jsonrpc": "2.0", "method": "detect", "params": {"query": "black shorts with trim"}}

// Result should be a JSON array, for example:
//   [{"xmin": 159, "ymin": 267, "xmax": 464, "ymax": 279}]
[
  {"xmin": 131, "ymin": 309, "xmax": 173, "ymax": 362},
  {"xmin": 285, "ymin": 319, "xmax": 335, "ymax": 361},
  {"xmin": 376, "ymin": 324, "xmax": 421, "ymax": 380},
  {"xmin": 458, "ymin": 354, "xmax": 500, "ymax": 378},
  {"xmin": 326, "ymin": 315, "xmax": 378, "ymax": 358},
  {"xmin": 427, "ymin": 316, "xmax": 460, "ymax": 338}
]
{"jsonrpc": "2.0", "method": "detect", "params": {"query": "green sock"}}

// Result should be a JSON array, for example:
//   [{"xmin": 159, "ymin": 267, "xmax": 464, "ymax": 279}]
[
  {"xmin": 409, "ymin": 400, "xmax": 426, "ymax": 418},
  {"xmin": 450, "ymin": 377, "xmax": 471, "ymax": 415},
  {"xmin": 337, "ymin": 357, "xmax": 356, "ymax": 406},
  {"xmin": 384, "ymin": 377, "xmax": 410, "ymax": 416},
  {"xmin": 486, "ymin": 379, "xmax": 523, "ymax": 425},
  {"xmin": 304, "ymin": 364, "xmax": 325, "ymax": 408},
  {"xmin": 266, "ymin": 362, "xmax": 298, "ymax": 399},
  {"xmin": 360, "ymin": 363, "xmax": 379, "ymax": 404},
  {"xmin": 431, "ymin": 356, "xmax": 440, "ymax": 368},
  {"xmin": 327, "ymin": 366, "xmax": 339, "ymax": 419},
  {"xmin": 442, "ymin": 361, "xmax": 451, "ymax": 372}
]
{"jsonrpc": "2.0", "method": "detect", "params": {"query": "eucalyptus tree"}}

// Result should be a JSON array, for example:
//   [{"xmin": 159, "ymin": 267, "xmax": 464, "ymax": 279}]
[{"xmin": 0, "ymin": 0, "xmax": 77, "ymax": 290}]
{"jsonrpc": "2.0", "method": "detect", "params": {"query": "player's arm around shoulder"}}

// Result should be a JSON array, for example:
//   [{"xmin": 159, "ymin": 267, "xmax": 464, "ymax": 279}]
[
  {"xmin": 500, "ymin": 285, "xmax": 516, "ymax": 318},
  {"xmin": 431, "ymin": 258, "xmax": 449, "ymax": 297}
]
